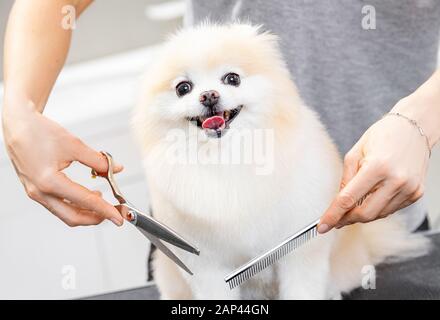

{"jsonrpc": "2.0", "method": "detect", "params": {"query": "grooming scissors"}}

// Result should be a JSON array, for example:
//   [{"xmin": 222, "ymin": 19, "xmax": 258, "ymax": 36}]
[{"xmin": 92, "ymin": 151, "xmax": 200, "ymax": 275}]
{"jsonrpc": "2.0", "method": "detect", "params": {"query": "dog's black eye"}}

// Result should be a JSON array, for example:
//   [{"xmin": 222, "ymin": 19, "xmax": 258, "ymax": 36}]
[
  {"xmin": 176, "ymin": 81, "xmax": 192, "ymax": 97},
  {"xmin": 222, "ymin": 73, "xmax": 240, "ymax": 86}
]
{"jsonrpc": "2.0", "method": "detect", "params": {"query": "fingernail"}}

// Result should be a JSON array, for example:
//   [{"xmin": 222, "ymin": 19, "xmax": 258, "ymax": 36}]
[
  {"xmin": 318, "ymin": 224, "xmax": 330, "ymax": 234},
  {"xmin": 110, "ymin": 218, "xmax": 123, "ymax": 226},
  {"xmin": 114, "ymin": 162, "xmax": 124, "ymax": 171}
]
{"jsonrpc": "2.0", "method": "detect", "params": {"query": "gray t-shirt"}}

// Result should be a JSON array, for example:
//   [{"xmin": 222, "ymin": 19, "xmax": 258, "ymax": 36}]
[{"xmin": 187, "ymin": 0, "xmax": 440, "ymax": 230}]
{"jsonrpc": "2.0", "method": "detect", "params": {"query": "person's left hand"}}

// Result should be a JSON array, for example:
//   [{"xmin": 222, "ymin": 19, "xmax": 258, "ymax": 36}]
[{"xmin": 317, "ymin": 98, "xmax": 430, "ymax": 234}]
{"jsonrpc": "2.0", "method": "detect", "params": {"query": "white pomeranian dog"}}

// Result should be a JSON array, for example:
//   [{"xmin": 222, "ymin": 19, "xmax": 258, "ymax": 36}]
[{"xmin": 133, "ymin": 23, "xmax": 429, "ymax": 299}]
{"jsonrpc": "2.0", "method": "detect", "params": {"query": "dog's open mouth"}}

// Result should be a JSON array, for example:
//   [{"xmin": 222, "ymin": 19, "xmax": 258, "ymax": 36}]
[{"xmin": 187, "ymin": 105, "xmax": 243, "ymax": 138}]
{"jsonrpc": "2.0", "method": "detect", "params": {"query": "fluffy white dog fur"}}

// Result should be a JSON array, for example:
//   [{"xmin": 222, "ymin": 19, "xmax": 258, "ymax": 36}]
[{"xmin": 133, "ymin": 23, "xmax": 430, "ymax": 299}]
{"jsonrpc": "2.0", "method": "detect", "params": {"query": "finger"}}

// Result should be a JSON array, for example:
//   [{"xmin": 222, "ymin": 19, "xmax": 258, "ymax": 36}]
[
  {"xmin": 47, "ymin": 172, "xmax": 124, "ymax": 225},
  {"xmin": 375, "ymin": 192, "xmax": 408, "ymax": 220},
  {"xmin": 73, "ymin": 139, "xmax": 123, "ymax": 174},
  {"xmin": 64, "ymin": 190, "xmax": 103, "ymax": 206},
  {"xmin": 44, "ymin": 195, "xmax": 107, "ymax": 227},
  {"xmin": 318, "ymin": 163, "xmax": 383, "ymax": 233},
  {"xmin": 340, "ymin": 144, "xmax": 362, "ymax": 190},
  {"xmin": 93, "ymin": 190, "xmax": 103, "ymax": 197},
  {"xmin": 336, "ymin": 181, "xmax": 398, "ymax": 227},
  {"xmin": 379, "ymin": 186, "xmax": 424, "ymax": 218}
]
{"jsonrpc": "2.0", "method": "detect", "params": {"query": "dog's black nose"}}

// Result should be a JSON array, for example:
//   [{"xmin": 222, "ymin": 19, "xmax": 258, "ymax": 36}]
[{"xmin": 200, "ymin": 90, "xmax": 220, "ymax": 107}]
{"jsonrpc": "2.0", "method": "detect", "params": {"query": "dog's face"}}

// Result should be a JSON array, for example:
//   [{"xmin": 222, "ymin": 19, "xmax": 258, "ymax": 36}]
[
  {"xmin": 135, "ymin": 24, "xmax": 299, "ymax": 146},
  {"xmin": 173, "ymin": 65, "xmax": 246, "ymax": 138}
]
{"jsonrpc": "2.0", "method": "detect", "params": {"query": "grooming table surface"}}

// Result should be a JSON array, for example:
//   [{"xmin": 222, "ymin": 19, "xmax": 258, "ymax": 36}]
[{"xmin": 86, "ymin": 232, "xmax": 440, "ymax": 300}]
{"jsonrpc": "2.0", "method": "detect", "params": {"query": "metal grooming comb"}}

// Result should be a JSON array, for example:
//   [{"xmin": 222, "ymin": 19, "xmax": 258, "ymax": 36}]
[
  {"xmin": 224, "ymin": 192, "xmax": 371, "ymax": 289},
  {"xmin": 224, "ymin": 218, "xmax": 320, "ymax": 289}
]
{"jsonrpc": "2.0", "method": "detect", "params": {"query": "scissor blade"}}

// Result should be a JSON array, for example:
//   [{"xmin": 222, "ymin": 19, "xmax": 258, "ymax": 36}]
[
  {"xmin": 138, "ymin": 227, "xmax": 193, "ymax": 275},
  {"xmin": 136, "ymin": 213, "xmax": 200, "ymax": 255},
  {"xmin": 118, "ymin": 204, "xmax": 200, "ymax": 255}
]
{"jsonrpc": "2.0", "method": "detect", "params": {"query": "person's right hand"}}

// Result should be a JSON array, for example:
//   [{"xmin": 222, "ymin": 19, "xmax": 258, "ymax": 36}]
[{"xmin": 2, "ymin": 104, "xmax": 124, "ymax": 227}]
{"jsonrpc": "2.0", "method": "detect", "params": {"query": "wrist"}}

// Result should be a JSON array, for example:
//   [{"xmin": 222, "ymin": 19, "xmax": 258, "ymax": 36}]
[
  {"xmin": 2, "ymin": 89, "xmax": 39, "ymax": 119},
  {"xmin": 391, "ymin": 72, "xmax": 440, "ymax": 149},
  {"xmin": 383, "ymin": 112, "xmax": 432, "ymax": 158},
  {"xmin": 2, "ymin": 94, "xmax": 39, "ymax": 141}
]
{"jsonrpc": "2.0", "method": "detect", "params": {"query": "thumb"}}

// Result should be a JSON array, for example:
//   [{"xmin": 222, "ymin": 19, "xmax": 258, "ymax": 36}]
[{"xmin": 73, "ymin": 139, "xmax": 124, "ymax": 174}]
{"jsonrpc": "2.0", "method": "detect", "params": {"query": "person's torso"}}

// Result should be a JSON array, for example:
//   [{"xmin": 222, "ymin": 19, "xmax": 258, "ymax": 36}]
[
  {"xmin": 187, "ymin": 0, "xmax": 440, "ymax": 230},
  {"xmin": 188, "ymin": 0, "xmax": 440, "ymax": 153}
]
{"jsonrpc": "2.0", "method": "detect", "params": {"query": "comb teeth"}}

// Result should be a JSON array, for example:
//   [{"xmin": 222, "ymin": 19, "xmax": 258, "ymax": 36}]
[{"xmin": 225, "ymin": 219, "xmax": 320, "ymax": 290}]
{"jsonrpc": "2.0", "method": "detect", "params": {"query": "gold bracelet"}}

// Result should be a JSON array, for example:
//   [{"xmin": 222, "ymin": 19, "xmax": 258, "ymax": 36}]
[{"xmin": 383, "ymin": 112, "xmax": 432, "ymax": 158}]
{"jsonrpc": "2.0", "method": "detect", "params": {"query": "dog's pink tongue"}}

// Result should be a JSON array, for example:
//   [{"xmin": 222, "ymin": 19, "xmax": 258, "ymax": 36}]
[{"xmin": 202, "ymin": 116, "xmax": 225, "ymax": 130}]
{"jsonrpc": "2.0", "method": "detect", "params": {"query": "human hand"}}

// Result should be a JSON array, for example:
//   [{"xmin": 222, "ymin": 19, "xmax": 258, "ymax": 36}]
[
  {"xmin": 318, "ymin": 98, "xmax": 432, "ymax": 234},
  {"xmin": 2, "ymin": 104, "xmax": 124, "ymax": 227}
]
